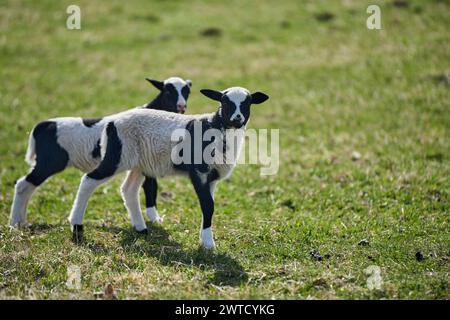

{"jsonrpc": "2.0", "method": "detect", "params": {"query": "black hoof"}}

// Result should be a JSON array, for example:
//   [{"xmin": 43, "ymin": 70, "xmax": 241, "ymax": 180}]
[
  {"xmin": 136, "ymin": 228, "xmax": 148, "ymax": 235},
  {"xmin": 72, "ymin": 224, "xmax": 84, "ymax": 243}
]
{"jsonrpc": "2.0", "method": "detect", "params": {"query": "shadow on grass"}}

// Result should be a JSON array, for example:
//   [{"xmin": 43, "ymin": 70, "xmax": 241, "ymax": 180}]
[
  {"xmin": 26, "ymin": 223, "xmax": 57, "ymax": 234},
  {"xmin": 26, "ymin": 221, "xmax": 248, "ymax": 286},
  {"xmin": 96, "ymin": 223, "xmax": 248, "ymax": 287}
]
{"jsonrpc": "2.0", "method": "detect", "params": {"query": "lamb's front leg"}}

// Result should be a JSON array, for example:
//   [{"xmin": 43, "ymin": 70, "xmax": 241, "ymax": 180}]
[
  {"xmin": 121, "ymin": 170, "xmax": 147, "ymax": 233},
  {"xmin": 68, "ymin": 174, "xmax": 111, "ymax": 240},
  {"xmin": 142, "ymin": 177, "xmax": 163, "ymax": 223},
  {"xmin": 190, "ymin": 172, "xmax": 217, "ymax": 249}
]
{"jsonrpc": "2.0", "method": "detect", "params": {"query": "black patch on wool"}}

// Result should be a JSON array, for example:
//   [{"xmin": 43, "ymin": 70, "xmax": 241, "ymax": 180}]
[
  {"xmin": 82, "ymin": 118, "xmax": 102, "ymax": 127},
  {"xmin": 207, "ymin": 169, "xmax": 220, "ymax": 184},
  {"xmin": 92, "ymin": 139, "xmax": 101, "ymax": 158},
  {"xmin": 173, "ymin": 118, "xmax": 215, "ymax": 174},
  {"xmin": 25, "ymin": 121, "xmax": 69, "ymax": 186},
  {"xmin": 87, "ymin": 122, "xmax": 122, "ymax": 180}
]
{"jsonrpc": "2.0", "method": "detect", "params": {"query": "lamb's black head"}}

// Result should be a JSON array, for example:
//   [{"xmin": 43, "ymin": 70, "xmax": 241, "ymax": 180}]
[
  {"xmin": 146, "ymin": 77, "xmax": 192, "ymax": 113},
  {"xmin": 200, "ymin": 87, "xmax": 269, "ymax": 128}
]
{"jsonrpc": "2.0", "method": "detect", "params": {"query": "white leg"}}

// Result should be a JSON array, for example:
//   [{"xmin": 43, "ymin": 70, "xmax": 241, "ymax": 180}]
[
  {"xmin": 10, "ymin": 177, "xmax": 37, "ymax": 227},
  {"xmin": 146, "ymin": 206, "xmax": 163, "ymax": 224},
  {"xmin": 200, "ymin": 226, "xmax": 215, "ymax": 249},
  {"xmin": 68, "ymin": 174, "xmax": 110, "ymax": 227},
  {"xmin": 121, "ymin": 170, "xmax": 147, "ymax": 232}
]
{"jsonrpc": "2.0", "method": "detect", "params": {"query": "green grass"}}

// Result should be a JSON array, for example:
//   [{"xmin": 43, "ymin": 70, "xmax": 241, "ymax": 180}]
[{"xmin": 0, "ymin": 0, "xmax": 449, "ymax": 299}]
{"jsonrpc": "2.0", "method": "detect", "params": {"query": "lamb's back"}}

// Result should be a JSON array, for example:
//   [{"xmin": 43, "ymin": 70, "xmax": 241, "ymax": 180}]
[{"xmin": 113, "ymin": 109, "xmax": 213, "ymax": 177}]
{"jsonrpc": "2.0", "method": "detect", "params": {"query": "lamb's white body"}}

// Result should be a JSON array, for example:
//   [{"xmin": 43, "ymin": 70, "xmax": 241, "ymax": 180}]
[
  {"xmin": 48, "ymin": 116, "xmax": 114, "ymax": 172},
  {"xmin": 108, "ymin": 108, "xmax": 243, "ymax": 180},
  {"xmin": 26, "ymin": 107, "xmax": 146, "ymax": 172},
  {"xmin": 47, "ymin": 109, "xmax": 148, "ymax": 171},
  {"xmin": 111, "ymin": 109, "xmax": 193, "ymax": 177}
]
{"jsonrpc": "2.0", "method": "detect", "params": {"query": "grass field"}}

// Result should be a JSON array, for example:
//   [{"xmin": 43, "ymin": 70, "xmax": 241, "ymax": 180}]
[{"xmin": 0, "ymin": 0, "xmax": 449, "ymax": 299}]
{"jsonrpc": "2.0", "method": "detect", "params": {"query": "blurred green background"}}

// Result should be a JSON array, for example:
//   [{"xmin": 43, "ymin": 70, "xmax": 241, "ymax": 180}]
[{"xmin": 0, "ymin": 0, "xmax": 448, "ymax": 299}]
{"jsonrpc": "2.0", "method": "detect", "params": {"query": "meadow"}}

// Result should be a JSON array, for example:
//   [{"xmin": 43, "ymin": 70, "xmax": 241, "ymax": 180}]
[{"xmin": 0, "ymin": 0, "xmax": 448, "ymax": 299}]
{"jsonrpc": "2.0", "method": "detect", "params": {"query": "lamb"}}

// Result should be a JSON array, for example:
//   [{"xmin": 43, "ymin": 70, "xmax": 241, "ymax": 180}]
[
  {"xmin": 10, "ymin": 76, "xmax": 192, "ymax": 231},
  {"xmin": 68, "ymin": 86, "xmax": 269, "ymax": 248}
]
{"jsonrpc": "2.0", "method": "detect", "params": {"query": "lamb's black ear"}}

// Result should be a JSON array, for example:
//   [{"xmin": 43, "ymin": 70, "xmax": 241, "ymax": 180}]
[
  {"xmin": 251, "ymin": 92, "xmax": 269, "ymax": 104},
  {"xmin": 146, "ymin": 78, "xmax": 164, "ymax": 91},
  {"xmin": 200, "ymin": 89, "xmax": 223, "ymax": 102},
  {"xmin": 186, "ymin": 80, "xmax": 192, "ymax": 87}
]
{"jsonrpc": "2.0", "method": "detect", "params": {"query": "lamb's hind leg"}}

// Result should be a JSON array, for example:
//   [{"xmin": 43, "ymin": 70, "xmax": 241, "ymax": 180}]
[
  {"xmin": 121, "ymin": 170, "xmax": 147, "ymax": 233},
  {"xmin": 10, "ymin": 157, "xmax": 68, "ymax": 227},
  {"xmin": 142, "ymin": 177, "xmax": 163, "ymax": 223},
  {"xmin": 68, "ymin": 121, "xmax": 124, "ymax": 240},
  {"xmin": 11, "ymin": 121, "xmax": 69, "ymax": 227},
  {"xmin": 10, "ymin": 176, "xmax": 37, "ymax": 227}
]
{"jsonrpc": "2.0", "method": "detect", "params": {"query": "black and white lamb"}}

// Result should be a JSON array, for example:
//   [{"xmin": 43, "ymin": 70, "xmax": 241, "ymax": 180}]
[
  {"xmin": 68, "ymin": 86, "xmax": 269, "ymax": 249},
  {"xmin": 10, "ymin": 77, "xmax": 192, "ymax": 230}
]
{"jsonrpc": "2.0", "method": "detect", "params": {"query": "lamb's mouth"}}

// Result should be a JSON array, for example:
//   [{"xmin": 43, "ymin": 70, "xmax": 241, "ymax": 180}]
[{"xmin": 229, "ymin": 119, "xmax": 244, "ymax": 128}]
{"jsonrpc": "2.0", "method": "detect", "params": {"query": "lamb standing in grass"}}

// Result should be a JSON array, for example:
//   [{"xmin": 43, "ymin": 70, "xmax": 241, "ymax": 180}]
[
  {"xmin": 10, "ymin": 77, "xmax": 192, "ymax": 230},
  {"xmin": 68, "ymin": 86, "xmax": 269, "ymax": 249}
]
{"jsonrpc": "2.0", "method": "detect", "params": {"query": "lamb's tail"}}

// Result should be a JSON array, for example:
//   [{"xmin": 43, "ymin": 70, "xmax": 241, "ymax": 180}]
[{"xmin": 25, "ymin": 129, "xmax": 36, "ymax": 166}]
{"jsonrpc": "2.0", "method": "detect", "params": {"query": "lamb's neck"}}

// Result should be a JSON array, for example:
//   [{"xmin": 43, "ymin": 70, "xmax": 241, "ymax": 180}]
[
  {"xmin": 209, "ymin": 110, "xmax": 246, "ymax": 165},
  {"xmin": 144, "ymin": 93, "xmax": 164, "ymax": 110},
  {"xmin": 210, "ymin": 110, "xmax": 226, "ymax": 130}
]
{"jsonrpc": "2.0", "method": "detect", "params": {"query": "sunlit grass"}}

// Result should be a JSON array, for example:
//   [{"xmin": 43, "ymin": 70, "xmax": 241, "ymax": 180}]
[{"xmin": 0, "ymin": 0, "xmax": 448, "ymax": 299}]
